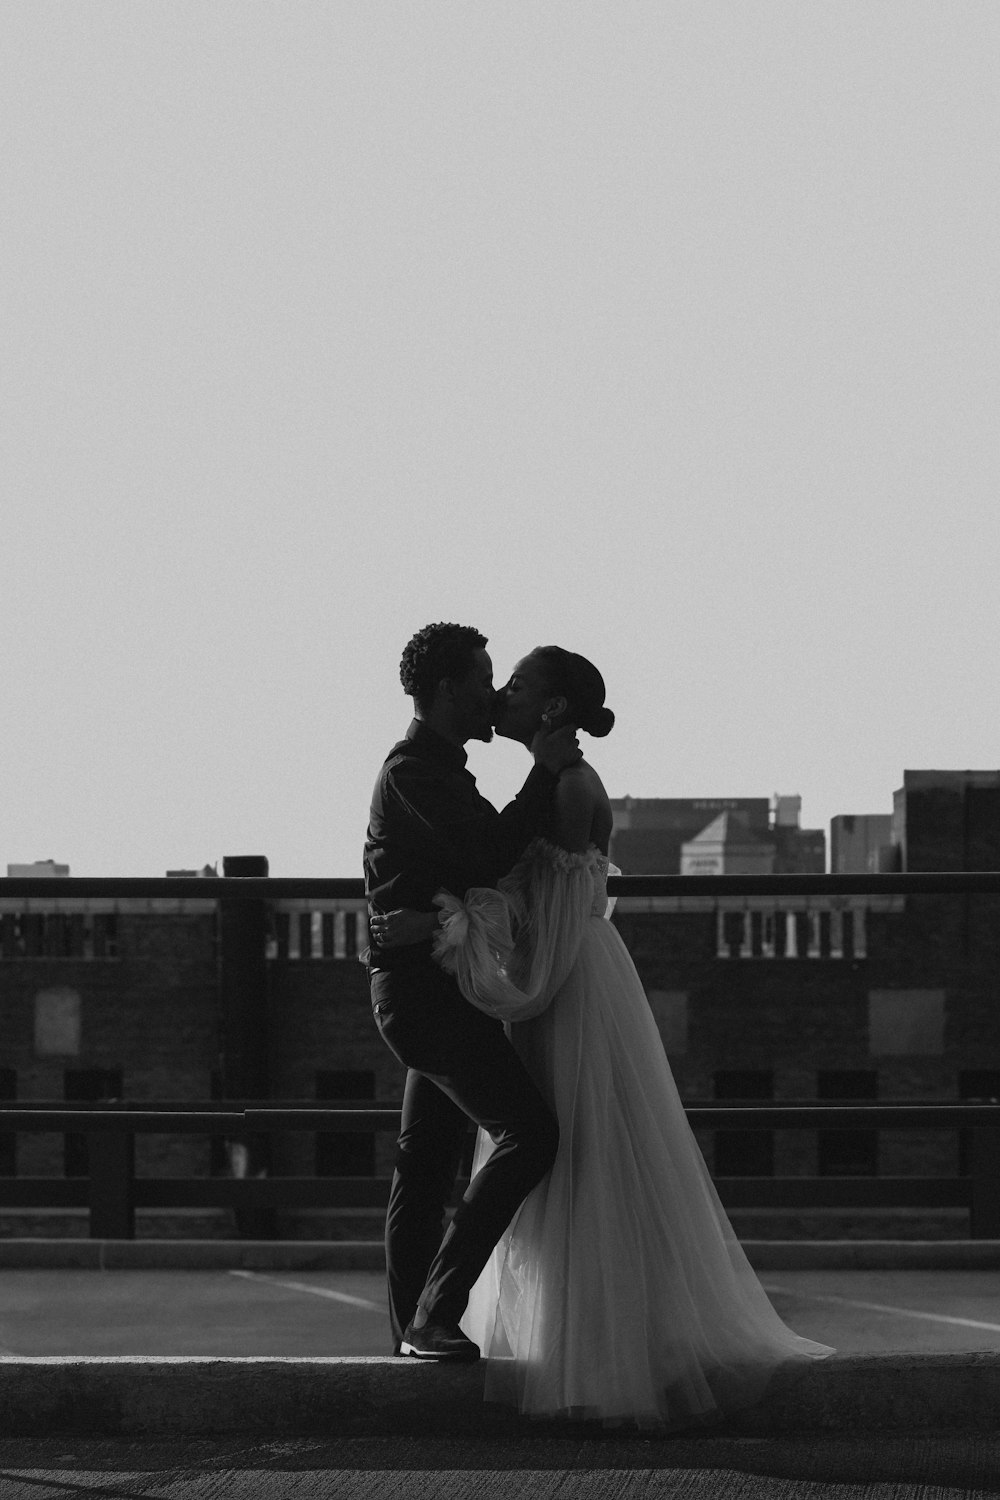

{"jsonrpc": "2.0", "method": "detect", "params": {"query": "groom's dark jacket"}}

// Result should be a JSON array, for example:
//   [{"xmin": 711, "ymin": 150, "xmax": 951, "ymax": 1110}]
[{"xmin": 364, "ymin": 719, "xmax": 554, "ymax": 970}]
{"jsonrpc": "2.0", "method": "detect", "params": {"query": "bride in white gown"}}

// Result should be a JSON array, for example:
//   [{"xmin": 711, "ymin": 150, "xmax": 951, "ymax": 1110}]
[{"xmin": 392, "ymin": 646, "xmax": 831, "ymax": 1429}]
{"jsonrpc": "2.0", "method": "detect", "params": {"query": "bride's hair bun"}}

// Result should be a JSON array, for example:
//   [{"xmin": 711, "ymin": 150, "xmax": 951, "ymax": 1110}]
[
  {"xmin": 580, "ymin": 704, "xmax": 615, "ymax": 738},
  {"xmin": 531, "ymin": 646, "xmax": 615, "ymax": 739}
]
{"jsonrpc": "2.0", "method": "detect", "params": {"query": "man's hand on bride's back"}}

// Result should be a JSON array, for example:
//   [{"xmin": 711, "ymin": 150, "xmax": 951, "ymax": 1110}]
[
  {"xmin": 369, "ymin": 908, "xmax": 439, "ymax": 949},
  {"xmin": 531, "ymin": 723, "xmax": 582, "ymax": 775}
]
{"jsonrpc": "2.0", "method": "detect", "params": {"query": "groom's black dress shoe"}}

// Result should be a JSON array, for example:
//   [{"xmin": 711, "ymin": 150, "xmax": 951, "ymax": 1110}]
[{"xmin": 400, "ymin": 1319, "xmax": 480, "ymax": 1362}]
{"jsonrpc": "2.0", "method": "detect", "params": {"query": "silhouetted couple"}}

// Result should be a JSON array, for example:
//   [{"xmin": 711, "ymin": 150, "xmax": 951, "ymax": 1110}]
[{"xmin": 364, "ymin": 622, "xmax": 830, "ymax": 1429}]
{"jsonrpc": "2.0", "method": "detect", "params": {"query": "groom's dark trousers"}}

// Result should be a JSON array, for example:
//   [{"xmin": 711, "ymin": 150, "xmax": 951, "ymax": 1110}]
[
  {"xmin": 364, "ymin": 718, "xmax": 559, "ymax": 1349},
  {"xmin": 371, "ymin": 961, "xmax": 557, "ymax": 1347}
]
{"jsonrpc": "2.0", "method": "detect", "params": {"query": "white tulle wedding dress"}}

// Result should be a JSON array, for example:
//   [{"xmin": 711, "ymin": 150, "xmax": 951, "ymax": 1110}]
[{"xmin": 433, "ymin": 838, "xmax": 831, "ymax": 1430}]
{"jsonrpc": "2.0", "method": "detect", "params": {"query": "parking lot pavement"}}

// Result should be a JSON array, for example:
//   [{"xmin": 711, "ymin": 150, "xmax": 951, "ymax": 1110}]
[
  {"xmin": 0, "ymin": 1434, "xmax": 999, "ymax": 1499},
  {"xmin": 759, "ymin": 1270, "xmax": 1000, "ymax": 1353},
  {"xmin": 0, "ymin": 1268, "xmax": 389, "ymax": 1357},
  {"xmin": 1, "ymin": 1269, "xmax": 1000, "ymax": 1357}
]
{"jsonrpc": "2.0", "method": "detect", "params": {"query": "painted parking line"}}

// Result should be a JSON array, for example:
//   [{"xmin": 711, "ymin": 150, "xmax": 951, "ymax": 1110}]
[
  {"xmin": 762, "ymin": 1283, "xmax": 1000, "ymax": 1335},
  {"xmin": 229, "ymin": 1269, "xmax": 384, "ymax": 1313}
]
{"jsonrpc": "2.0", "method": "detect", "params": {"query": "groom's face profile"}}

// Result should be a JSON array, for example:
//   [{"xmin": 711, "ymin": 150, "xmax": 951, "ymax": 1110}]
[{"xmin": 448, "ymin": 647, "xmax": 496, "ymax": 745}]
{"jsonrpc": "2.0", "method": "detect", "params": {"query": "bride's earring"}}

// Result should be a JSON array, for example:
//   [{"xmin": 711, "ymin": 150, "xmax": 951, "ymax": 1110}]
[{"xmin": 541, "ymin": 713, "xmax": 550, "ymax": 724}]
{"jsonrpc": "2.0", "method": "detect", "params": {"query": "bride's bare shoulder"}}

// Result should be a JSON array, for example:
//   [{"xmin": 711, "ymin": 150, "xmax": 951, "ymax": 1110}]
[
  {"xmin": 555, "ymin": 760, "xmax": 611, "ymax": 817},
  {"xmin": 553, "ymin": 760, "xmax": 612, "ymax": 853},
  {"xmin": 561, "ymin": 759, "xmax": 608, "ymax": 796}
]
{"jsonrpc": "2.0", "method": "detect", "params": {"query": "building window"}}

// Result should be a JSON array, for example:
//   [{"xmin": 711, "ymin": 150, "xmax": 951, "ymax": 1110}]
[
  {"xmin": 91, "ymin": 915, "xmax": 119, "ymax": 959},
  {"xmin": 295, "ymin": 912, "xmax": 311, "ymax": 959},
  {"xmin": 794, "ymin": 912, "xmax": 811, "ymax": 958},
  {"xmin": 24, "ymin": 915, "xmax": 45, "ymax": 957},
  {"xmin": 34, "ymin": 988, "xmax": 82, "ymax": 1057},
  {"xmin": 713, "ymin": 1071, "xmax": 774, "ymax": 1176},
  {"xmin": 869, "ymin": 991, "xmax": 945, "ymax": 1056},
  {"xmin": 272, "ymin": 913, "xmax": 290, "ymax": 960},
  {"xmin": 0, "ymin": 912, "xmax": 116, "ymax": 960},
  {"xmin": 720, "ymin": 911, "xmax": 744, "ymax": 959},
  {"xmin": 840, "ymin": 909, "xmax": 855, "ymax": 958},
  {"xmin": 41, "ymin": 914, "xmax": 87, "ymax": 958},
  {"xmin": 63, "ymin": 1068, "xmax": 123, "ymax": 1178},
  {"xmin": 817, "ymin": 1070, "xmax": 877, "ymax": 1176},
  {"xmin": 315, "ymin": 1070, "xmax": 375, "ymax": 1177}
]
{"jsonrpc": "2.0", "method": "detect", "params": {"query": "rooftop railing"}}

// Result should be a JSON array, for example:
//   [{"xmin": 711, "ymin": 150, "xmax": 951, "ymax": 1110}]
[
  {"xmin": 1, "ymin": 1100, "xmax": 999, "ymax": 1240},
  {"xmin": 3, "ymin": 871, "xmax": 1000, "ymax": 899},
  {"xmin": 2, "ymin": 869, "xmax": 999, "ymax": 1241}
]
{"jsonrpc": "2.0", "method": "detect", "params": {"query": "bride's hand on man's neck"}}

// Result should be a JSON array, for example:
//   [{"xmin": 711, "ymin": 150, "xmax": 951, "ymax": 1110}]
[{"xmin": 530, "ymin": 722, "xmax": 582, "ymax": 777}]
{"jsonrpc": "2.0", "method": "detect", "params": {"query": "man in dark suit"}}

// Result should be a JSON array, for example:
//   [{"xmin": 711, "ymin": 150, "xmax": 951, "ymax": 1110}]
[{"xmin": 364, "ymin": 622, "xmax": 577, "ymax": 1359}]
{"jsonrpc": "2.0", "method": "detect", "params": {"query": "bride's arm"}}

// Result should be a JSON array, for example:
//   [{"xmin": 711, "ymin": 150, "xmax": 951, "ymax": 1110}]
[
  {"xmin": 432, "ymin": 800, "xmax": 598, "ymax": 1019},
  {"xmin": 551, "ymin": 766, "xmax": 596, "ymax": 854}
]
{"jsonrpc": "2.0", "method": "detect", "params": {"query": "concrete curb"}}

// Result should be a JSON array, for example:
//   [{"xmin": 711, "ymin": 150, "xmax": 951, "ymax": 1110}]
[
  {"xmin": 0, "ymin": 1239, "xmax": 385, "ymax": 1271},
  {"xmin": 1, "ymin": 1354, "xmax": 1000, "ymax": 1436},
  {"xmin": 744, "ymin": 1239, "xmax": 1000, "ymax": 1270},
  {"xmin": 2, "ymin": 1238, "xmax": 1000, "ymax": 1270}
]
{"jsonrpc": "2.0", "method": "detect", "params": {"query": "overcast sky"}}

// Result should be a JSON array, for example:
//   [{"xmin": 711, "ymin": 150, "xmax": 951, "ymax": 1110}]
[{"xmin": 3, "ymin": 2, "xmax": 997, "ymax": 876}]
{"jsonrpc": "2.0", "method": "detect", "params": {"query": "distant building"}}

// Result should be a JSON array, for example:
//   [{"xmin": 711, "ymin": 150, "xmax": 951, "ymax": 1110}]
[
  {"xmin": 6, "ymin": 861, "xmax": 69, "ymax": 878},
  {"xmin": 830, "ymin": 815, "xmax": 895, "ymax": 874},
  {"xmin": 680, "ymin": 813, "xmax": 775, "ymax": 876},
  {"xmin": 892, "ymin": 770, "xmax": 1000, "ymax": 872},
  {"xmin": 611, "ymin": 795, "xmax": 825, "ymax": 875},
  {"xmin": 610, "ymin": 798, "xmax": 770, "ymax": 874},
  {"xmin": 771, "ymin": 822, "xmax": 826, "ymax": 875}
]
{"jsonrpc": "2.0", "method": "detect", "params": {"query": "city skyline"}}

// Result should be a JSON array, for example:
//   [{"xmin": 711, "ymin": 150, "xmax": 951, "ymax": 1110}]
[{"xmin": 2, "ymin": 775, "xmax": 965, "ymax": 879}]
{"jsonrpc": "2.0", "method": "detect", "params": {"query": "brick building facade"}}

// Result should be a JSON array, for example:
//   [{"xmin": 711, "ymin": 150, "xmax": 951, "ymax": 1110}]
[
  {"xmin": 0, "ymin": 895, "xmax": 381, "ymax": 1213},
  {"xmin": 2, "ymin": 769, "xmax": 998, "ymax": 1237}
]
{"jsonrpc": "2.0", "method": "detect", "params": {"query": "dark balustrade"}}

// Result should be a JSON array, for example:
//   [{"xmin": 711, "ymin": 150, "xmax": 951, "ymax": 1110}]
[
  {"xmin": 3, "ymin": 869, "xmax": 999, "ymax": 1239},
  {"xmin": 0, "ymin": 1101, "xmax": 999, "ymax": 1240},
  {"xmin": 4, "ymin": 872, "xmax": 1000, "ymax": 899}
]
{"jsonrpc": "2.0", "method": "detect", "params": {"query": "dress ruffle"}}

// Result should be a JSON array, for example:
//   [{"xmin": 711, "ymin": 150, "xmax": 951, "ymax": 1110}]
[{"xmin": 432, "ymin": 840, "xmax": 601, "ymax": 1023}]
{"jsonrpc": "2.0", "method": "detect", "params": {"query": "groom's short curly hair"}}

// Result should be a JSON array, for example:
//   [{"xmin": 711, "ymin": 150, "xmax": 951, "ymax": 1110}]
[{"xmin": 400, "ymin": 622, "xmax": 488, "ymax": 711}]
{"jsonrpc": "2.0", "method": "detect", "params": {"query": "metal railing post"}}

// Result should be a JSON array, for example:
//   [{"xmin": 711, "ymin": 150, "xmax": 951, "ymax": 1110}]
[
  {"xmin": 970, "ymin": 1127, "xmax": 1000, "ymax": 1238},
  {"xmin": 87, "ymin": 1127, "xmax": 135, "ymax": 1239}
]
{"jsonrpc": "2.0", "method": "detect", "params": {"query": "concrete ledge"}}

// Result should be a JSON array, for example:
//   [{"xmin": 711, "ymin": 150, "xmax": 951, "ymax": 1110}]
[
  {"xmin": 0, "ymin": 1238, "xmax": 386, "ymax": 1271},
  {"xmin": 743, "ymin": 1239, "xmax": 1000, "ymax": 1270},
  {"xmin": 2, "ymin": 1354, "xmax": 1000, "ymax": 1436},
  {"xmin": 2, "ymin": 1238, "xmax": 1000, "ymax": 1270}
]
